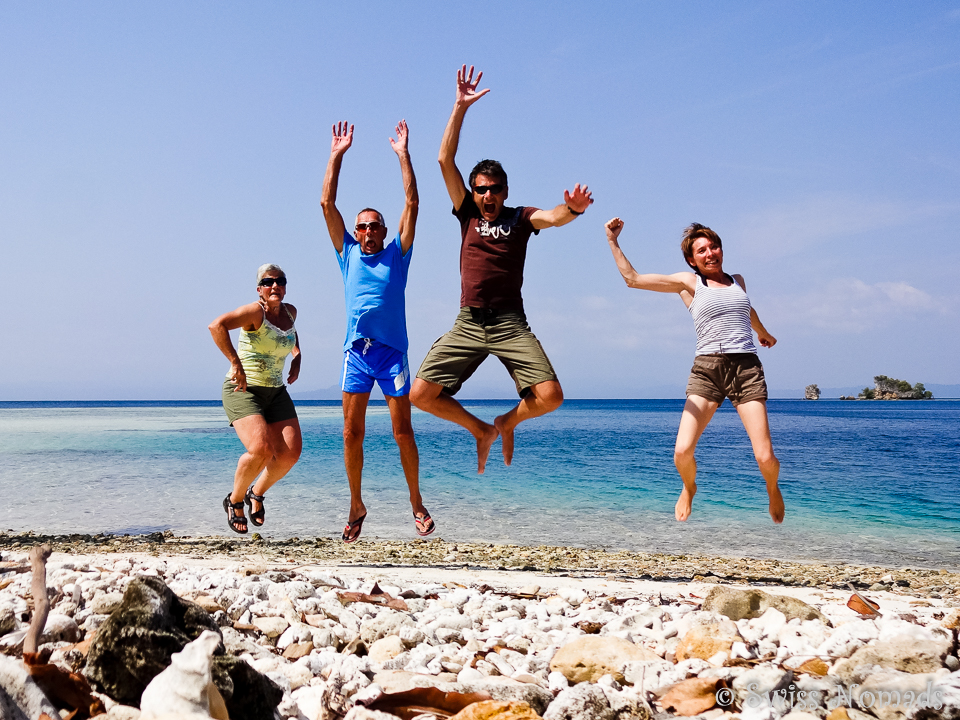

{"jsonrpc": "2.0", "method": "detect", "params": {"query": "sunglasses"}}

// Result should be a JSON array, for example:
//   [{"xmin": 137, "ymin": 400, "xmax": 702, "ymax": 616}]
[
  {"xmin": 473, "ymin": 184, "xmax": 505, "ymax": 196},
  {"xmin": 355, "ymin": 221, "xmax": 384, "ymax": 232},
  {"xmin": 258, "ymin": 276, "xmax": 287, "ymax": 288}
]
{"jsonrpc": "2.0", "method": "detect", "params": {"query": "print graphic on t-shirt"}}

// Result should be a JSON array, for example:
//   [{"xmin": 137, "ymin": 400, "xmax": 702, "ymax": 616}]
[{"xmin": 477, "ymin": 208, "xmax": 523, "ymax": 239}]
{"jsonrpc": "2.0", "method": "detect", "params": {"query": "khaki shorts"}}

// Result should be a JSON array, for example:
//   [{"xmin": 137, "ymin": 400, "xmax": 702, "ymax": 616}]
[
  {"xmin": 222, "ymin": 379, "xmax": 298, "ymax": 426},
  {"xmin": 685, "ymin": 353, "xmax": 768, "ymax": 407},
  {"xmin": 417, "ymin": 308, "xmax": 558, "ymax": 398}
]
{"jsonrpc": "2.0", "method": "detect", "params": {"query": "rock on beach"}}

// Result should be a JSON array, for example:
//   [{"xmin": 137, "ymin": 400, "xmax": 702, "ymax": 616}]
[{"xmin": 0, "ymin": 533, "xmax": 957, "ymax": 719}]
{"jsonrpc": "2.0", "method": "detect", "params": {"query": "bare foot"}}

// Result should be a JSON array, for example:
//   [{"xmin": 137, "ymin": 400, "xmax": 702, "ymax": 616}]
[
  {"xmin": 675, "ymin": 485, "xmax": 696, "ymax": 521},
  {"xmin": 494, "ymin": 414, "xmax": 514, "ymax": 466},
  {"xmin": 768, "ymin": 484, "xmax": 785, "ymax": 524},
  {"xmin": 476, "ymin": 423, "xmax": 499, "ymax": 474}
]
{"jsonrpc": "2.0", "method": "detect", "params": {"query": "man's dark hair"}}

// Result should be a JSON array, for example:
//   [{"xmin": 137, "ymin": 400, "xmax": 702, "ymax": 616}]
[
  {"xmin": 680, "ymin": 223, "xmax": 723, "ymax": 270},
  {"xmin": 355, "ymin": 207, "xmax": 385, "ymax": 226},
  {"xmin": 468, "ymin": 160, "xmax": 508, "ymax": 189}
]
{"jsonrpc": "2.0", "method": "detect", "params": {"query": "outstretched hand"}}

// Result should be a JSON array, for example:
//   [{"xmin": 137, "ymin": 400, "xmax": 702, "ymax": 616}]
[
  {"xmin": 389, "ymin": 119, "xmax": 409, "ymax": 156},
  {"xmin": 605, "ymin": 217, "xmax": 624, "ymax": 242},
  {"xmin": 331, "ymin": 121, "xmax": 354, "ymax": 156},
  {"xmin": 564, "ymin": 183, "xmax": 594, "ymax": 214},
  {"xmin": 455, "ymin": 64, "xmax": 490, "ymax": 109}
]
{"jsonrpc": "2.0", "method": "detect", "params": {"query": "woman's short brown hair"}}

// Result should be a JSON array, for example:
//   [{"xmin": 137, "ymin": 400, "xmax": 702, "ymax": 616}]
[{"xmin": 680, "ymin": 223, "xmax": 722, "ymax": 270}]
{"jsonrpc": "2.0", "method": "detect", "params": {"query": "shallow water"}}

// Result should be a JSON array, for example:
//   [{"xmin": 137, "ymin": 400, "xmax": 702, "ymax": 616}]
[{"xmin": 1, "ymin": 399, "xmax": 958, "ymax": 569}]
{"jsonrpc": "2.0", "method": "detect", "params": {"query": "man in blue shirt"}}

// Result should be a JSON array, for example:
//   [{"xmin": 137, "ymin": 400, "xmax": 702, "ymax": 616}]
[{"xmin": 321, "ymin": 119, "xmax": 433, "ymax": 543}]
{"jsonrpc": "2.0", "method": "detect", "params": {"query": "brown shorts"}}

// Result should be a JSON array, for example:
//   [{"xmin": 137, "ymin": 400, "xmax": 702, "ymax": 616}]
[
  {"xmin": 222, "ymin": 379, "xmax": 298, "ymax": 426},
  {"xmin": 416, "ymin": 308, "xmax": 558, "ymax": 397},
  {"xmin": 685, "ymin": 353, "xmax": 768, "ymax": 407}
]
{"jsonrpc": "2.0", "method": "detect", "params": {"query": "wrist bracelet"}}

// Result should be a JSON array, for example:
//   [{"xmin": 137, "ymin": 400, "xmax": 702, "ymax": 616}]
[{"xmin": 567, "ymin": 205, "xmax": 584, "ymax": 216}]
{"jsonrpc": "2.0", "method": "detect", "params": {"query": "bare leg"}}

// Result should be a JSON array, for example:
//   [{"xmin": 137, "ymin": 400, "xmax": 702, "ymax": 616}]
[
  {"xmin": 493, "ymin": 380, "xmax": 563, "ymax": 466},
  {"xmin": 342, "ymin": 392, "xmax": 370, "ymax": 523},
  {"xmin": 246, "ymin": 418, "xmax": 302, "ymax": 517},
  {"xmin": 736, "ymin": 400, "xmax": 784, "ymax": 523},
  {"xmin": 673, "ymin": 395, "xmax": 719, "ymax": 521},
  {"xmin": 385, "ymin": 395, "xmax": 428, "ymax": 519},
  {"xmin": 410, "ymin": 378, "xmax": 499, "ymax": 474},
  {"xmin": 230, "ymin": 414, "xmax": 276, "ymax": 520}
]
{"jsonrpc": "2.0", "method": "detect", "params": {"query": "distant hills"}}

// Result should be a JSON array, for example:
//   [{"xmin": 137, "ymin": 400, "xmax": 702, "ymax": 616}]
[{"xmin": 292, "ymin": 383, "xmax": 960, "ymax": 400}]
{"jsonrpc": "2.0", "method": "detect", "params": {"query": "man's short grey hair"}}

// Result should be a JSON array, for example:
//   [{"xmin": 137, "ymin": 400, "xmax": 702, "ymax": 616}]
[
  {"xmin": 355, "ymin": 208, "xmax": 385, "ymax": 226},
  {"xmin": 256, "ymin": 263, "xmax": 285, "ymax": 282}
]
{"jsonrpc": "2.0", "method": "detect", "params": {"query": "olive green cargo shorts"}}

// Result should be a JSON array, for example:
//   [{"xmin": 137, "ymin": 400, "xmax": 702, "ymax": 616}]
[
  {"xmin": 416, "ymin": 308, "xmax": 558, "ymax": 398},
  {"xmin": 222, "ymin": 379, "xmax": 298, "ymax": 426}
]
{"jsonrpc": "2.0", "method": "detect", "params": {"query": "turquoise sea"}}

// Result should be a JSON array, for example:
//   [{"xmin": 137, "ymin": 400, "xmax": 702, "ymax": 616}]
[{"xmin": 1, "ymin": 400, "xmax": 958, "ymax": 570}]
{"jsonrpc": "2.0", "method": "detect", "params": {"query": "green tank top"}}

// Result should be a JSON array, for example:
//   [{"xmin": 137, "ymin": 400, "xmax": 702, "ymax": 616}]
[{"xmin": 228, "ymin": 304, "xmax": 297, "ymax": 387}]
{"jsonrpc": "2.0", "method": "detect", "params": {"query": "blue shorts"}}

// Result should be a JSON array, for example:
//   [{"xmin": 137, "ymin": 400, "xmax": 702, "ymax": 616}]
[{"xmin": 341, "ymin": 339, "xmax": 411, "ymax": 396}]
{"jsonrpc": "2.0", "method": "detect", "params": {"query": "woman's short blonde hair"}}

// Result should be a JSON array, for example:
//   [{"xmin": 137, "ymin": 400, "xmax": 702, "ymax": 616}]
[{"xmin": 256, "ymin": 263, "xmax": 285, "ymax": 282}]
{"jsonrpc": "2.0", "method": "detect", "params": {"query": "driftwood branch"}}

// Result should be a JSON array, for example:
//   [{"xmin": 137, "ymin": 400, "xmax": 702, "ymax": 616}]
[{"xmin": 24, "ymin": 544, "xmax": 52, "ymax": 655}]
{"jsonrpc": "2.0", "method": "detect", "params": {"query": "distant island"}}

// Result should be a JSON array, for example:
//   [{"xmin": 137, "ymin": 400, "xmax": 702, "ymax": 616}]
[{"xmin": 836, "ymin": 375, "xmax": 934, "ymax": 400}]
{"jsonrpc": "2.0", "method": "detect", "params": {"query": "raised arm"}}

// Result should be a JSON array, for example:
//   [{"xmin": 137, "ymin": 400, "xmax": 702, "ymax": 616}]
[
  {"xmin": 439, "ymin": 65, "xmax": 489, "ymax": 211},
  {"xmin": 530, "ymin": 184, "xmax": 594, "ymax": 230},
  {"xmin": 321, "ymin": 121, "xmax": 353, "ymax": 254},
  {"xmin": 605, "ymin": 217, "xmax": 696, "ymax": 294},
  {"xmin": 390, "ymin": 120, "xmax": 418, "ymax": 255},
  {"xmin": 208, "ymin": 302, "xmax": 264, "ymax": 392}
]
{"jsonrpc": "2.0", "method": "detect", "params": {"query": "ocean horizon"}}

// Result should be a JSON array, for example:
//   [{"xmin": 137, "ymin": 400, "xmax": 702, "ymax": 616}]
[{"xmin": 2, "ymin": 399, "xmax": 958, "ymax": 571}]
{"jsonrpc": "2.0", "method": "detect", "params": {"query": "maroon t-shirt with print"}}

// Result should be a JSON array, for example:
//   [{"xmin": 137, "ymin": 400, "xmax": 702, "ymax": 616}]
[{"xmin": 455, "ymin": 197, "xmax": 540, "ymax": 311}]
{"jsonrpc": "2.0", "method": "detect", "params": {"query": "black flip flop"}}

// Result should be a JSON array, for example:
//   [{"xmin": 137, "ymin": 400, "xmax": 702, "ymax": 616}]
[
  {"xmin": 414, "ymin": 511, "xmax": 435, "ymax": 537},
  {"xmin": 342, "ymin": 513, "xmax": 367, "ymax": 544}
]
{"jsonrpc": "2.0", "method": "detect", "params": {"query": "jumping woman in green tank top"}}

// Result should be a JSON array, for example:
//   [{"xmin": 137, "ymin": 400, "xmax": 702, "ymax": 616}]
[{"xmin": 208, "ymin": 264, "xmax": 303, "ymax": 533}]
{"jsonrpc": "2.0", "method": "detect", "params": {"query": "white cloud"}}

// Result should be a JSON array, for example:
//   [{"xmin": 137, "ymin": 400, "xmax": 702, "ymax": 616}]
[
  {"xmin": 732, "ymin": 196, "xmax": 958, "ymax": 258},
  {"xmin": 773, "ymin": 277, "xmax": 942, "ymax": 333}
]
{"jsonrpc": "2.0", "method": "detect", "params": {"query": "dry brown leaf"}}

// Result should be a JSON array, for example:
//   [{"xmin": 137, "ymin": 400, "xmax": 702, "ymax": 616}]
[
  {"xmin": 338, "ymin": 581, "xmax": 410, "ymax": 611},
  {"xmin": 659, "ymin": 677, "xmax": 722, "ymax": 716},
  {"xmin": 362, "ymin": 687, "xmax": 494, "ymax": 720},
  {"xmin": 208, "ymin": 681, "xmax": 229, "ymax": 720},
  {"xmin": 798, "ymin": 658, "xmax": 829, "ymax": 676},
  {"xmin": 449, "ymin": 700, "xmax": 542, "ymax": 720},
  {"xmin": 846, "ymin": 591, "xmax": 880, "ymax": 618},
  {"xmin": 24, "ymin": 652, "xmax": 106, "ymax": 718}
]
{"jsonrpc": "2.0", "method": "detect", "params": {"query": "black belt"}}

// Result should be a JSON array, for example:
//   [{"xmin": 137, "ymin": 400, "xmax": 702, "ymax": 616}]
[
  {"xmin": 468, "ymin": 307, "xmax": 503, "ymax": 326},
  {"xmin": 466, "ymin": 306, "xmax": 526, "ymax": 326}
]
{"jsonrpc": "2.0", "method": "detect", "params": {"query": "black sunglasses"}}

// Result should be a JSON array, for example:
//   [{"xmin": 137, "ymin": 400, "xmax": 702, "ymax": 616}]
[
  {"xmin": 259, "ymin": 276, "xmax": 287, "ymax": 287},
  {"xmin": 356, "ymin": 221, "xmax": 384, "ymax": 232},
  {"xmin": 473, "ymin": 184, "xmax": 505, "ymax": 196}
]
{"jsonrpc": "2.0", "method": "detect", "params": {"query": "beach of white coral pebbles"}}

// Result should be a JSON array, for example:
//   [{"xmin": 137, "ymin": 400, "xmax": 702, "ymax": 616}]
[{"xmin": 1, "ymin": 542, "xmax": 960, "ymax": 720}]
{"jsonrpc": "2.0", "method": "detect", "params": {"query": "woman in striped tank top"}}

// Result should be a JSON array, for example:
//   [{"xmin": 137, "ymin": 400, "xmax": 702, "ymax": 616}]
[{"xmin": 604, "ymin": 217, "xmax": 784, "ymax": 525}]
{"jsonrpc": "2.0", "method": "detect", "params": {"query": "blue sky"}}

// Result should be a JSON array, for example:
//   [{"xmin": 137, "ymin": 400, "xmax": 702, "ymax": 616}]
[{"xmin": 2, "ymin": 2, "xmax": 958, "ymax": 399}]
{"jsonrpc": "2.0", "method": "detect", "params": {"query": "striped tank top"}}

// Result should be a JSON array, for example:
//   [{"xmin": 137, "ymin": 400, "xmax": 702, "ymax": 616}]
[{"xmin": 688, "ymin": 273, "xmax": 757, "ymax": 355}]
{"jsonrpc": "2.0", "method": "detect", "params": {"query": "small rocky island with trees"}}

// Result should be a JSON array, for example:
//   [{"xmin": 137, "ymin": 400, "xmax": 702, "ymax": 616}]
[
  {"xmin": 804, "ymin": 377, "xmax": 934, "ymax": 400},
  {"xmin": 840, "ymin": 375, "xmax": 934, "ymax": 400}
]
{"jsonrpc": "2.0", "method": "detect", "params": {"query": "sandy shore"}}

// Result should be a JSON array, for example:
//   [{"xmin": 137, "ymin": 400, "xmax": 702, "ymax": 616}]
[
  {"xmin": 2, "ymin": 531, "xmax": 957, "ymax": 602},
  {"xmin": 3, "ymin": 530, "xmax": 960, "ymax": 719}
]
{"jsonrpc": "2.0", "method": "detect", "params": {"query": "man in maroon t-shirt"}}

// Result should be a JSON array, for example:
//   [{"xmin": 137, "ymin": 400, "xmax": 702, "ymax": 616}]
[{"xmin": 410, "ymin": 65, "xmax": 593, "ymax": 474}]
